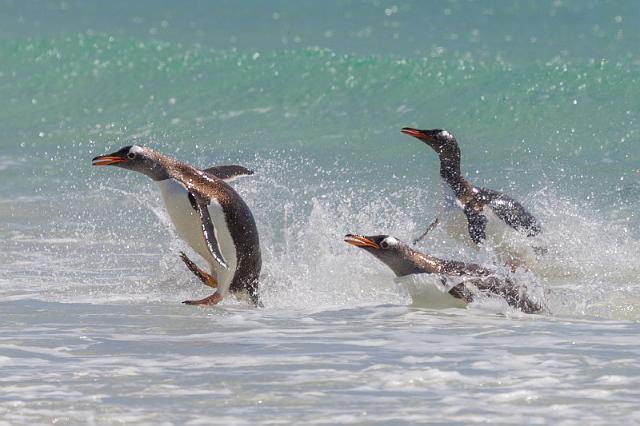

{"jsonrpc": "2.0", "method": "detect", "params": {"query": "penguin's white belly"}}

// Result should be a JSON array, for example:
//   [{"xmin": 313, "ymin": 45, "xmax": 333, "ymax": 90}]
[
  {"xmin": 483, "ymin": 206, "xmax": 542, "ymax": 265},
  {"xmin": 398, "ymin": 275, "xmax": 467, "ymax": 309},
  {"xmin": 156, "ymin": 179, "xmax": 238, "ymax": 295},
  {"xmin": 440, "ymin": 207, "xmax": 473, "ymax": 243},
  {"xmin": 482, "ymin": 208, "xmax": 519, "ymax": 245},
  {"xmin": 438, "ymin": 182, "xmax": 475, "ymax": 244}
]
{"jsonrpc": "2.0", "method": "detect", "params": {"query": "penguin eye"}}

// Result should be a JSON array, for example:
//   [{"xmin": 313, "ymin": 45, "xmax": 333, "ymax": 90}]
[
  {"xmin": 127, "ymin": 152, "xmax": 136, "ymax": 159},
  {"xmin": 439, "ymin": 131, "xmax": 452, "ymax": 140},
  {"xmin": 380, "ymin": 241, "xmax": 389, "ymax": 249}
]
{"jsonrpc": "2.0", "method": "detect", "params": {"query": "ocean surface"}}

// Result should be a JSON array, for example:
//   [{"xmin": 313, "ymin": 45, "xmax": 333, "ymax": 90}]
[{"xmin": 1, "ymin": 0, "xmax": 639, "ymax": 424}]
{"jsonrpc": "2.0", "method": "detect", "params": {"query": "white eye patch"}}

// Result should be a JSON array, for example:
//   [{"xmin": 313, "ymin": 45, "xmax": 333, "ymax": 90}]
[
  {"xmin": 381, "ymin": 237, "xmax": 399, "ymax": 247},
  {"xmin": 129, "ymin": 145, "xmax": 144, "ymax": 155},
  {"xmin": 439, "ymin": 130, "xmax": 452, "ymax": 139}
]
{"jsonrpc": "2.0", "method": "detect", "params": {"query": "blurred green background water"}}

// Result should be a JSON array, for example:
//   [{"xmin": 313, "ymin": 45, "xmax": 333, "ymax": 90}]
[{"xmin": 0, "ymin": 0, "xmax": 637, "ymax": 259}]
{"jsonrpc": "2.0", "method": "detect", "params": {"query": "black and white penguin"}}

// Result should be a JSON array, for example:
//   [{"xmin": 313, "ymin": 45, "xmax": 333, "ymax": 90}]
[
  {"xmin": 401, "ymin": 128, "xmax": 543, "ymax": 262},
  {"xmin": 92, "ymin": 145, "xmax": 261, "ymax": 306},
  {"xmin": 344, "ymin": 233, "xmax": 541, "ymax": 313}
]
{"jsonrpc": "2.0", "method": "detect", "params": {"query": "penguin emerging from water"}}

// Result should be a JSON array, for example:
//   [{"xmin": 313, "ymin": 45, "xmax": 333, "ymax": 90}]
[
  {"xmin": 401, "ymin": 128, "xmax": 543, "ymax": 262},
  {"xmin": 344, "ymin": 233, "xmax": 541, "ymax": 313},
  {"xmin": 92, "ymin": 145, "xmax": 261, "ymax": 306}
]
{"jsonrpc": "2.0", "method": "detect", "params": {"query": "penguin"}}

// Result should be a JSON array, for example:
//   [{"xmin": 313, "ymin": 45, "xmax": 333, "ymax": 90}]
[
  {"xmin": 344, "ymin": 233, "xmax": 542, "ymax": 313},
  {"xmin": 92, "ymin": 145, "xmax": 261, "ymax": 306},
  {"xmin": 400, "ymin": 128, "xmax": 543, "ymax": 262}
]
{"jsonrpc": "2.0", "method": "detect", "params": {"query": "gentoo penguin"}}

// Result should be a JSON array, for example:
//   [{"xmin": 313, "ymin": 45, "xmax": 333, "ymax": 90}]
[
  {"xmin": 401, "ymin": 128, "xmax": 543, "ymax": 261},
  {"xmin": 344, "ymin": 234, "xmax": 541, "ymax": 313},
  {"xmin": 92, "ymin": 145, "xmax": 261, "ymax": 306}
]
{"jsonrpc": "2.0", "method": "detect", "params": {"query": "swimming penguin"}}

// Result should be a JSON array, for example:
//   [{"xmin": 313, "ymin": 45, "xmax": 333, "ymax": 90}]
[
  {"xmin": 401, "ymin": 128, "xmax": 543, "ymax": 261},
  {"xmin": 344, "ymin": 233, "xmax": 542, "ymax": 313},
  {"xmin": 92, "ymin": 145, "xmax": 261, "ymax": 306}
]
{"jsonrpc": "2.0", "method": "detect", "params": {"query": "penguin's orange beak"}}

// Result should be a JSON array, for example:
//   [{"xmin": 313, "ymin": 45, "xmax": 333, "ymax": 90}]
[
  {"xmin": 344, "ymin": 234, "xmax": 380, "ymax": 250},
  {"xmin": 401, "ymin": 127, "xmax": 424, "ymax": 139},
  {"xmin": 92, "ymin": 154, "xmax": 127, "ymax": 166},
  {"xmin": 401, "ymin": 127, "xmax": 443, "ymax": 151},
  {"xmin": 401, "ymin": 127, "xmax": 437, "ymax": 144}
]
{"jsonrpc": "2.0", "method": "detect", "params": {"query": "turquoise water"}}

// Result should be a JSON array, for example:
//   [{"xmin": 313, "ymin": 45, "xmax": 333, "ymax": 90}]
[{"xmin": 1, "ymin": 1, "xmax": 639, "ymax": 424}]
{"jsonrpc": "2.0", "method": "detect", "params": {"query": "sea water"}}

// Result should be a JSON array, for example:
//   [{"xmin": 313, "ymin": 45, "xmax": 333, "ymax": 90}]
[{"xmin": 1, "ymin": 1, "xmax": 639, "ymax": 424}]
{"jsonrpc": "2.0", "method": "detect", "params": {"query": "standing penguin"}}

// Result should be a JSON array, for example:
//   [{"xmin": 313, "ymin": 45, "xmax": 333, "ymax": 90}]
[
  {"xmin": 92, "ymin": 145, "xmax": 261, "ymax": 306},
  {"xmin": 401, "ymin": 128, "xmax": 543, "ymax": 262}
]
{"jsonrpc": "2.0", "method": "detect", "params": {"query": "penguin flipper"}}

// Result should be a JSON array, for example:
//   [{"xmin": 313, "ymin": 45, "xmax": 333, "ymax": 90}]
[
  {"xmin": 463, "ymin": 205, "xmax": 487, "ymax": 245},
  {"xmin": 188, "ymin": 192, "xmax": 229, "ymax": 270},
  {"xmin": 479, "ymin": 189, "xmax": 542, "ymax": 236},
  {"xmin": 202, "ymin": 165, "xmax": 254, "ymax": 182}
]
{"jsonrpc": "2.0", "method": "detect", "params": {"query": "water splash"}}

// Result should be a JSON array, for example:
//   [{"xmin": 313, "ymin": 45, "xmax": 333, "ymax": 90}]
[{"xmin": 3, "ymin": 154, "xmax": 637, "ymax": 320}]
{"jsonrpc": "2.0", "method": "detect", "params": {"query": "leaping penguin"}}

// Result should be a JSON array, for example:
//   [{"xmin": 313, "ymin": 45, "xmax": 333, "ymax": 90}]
[
  {"xmin": 344, "ymin": 233, "xmax": 542, "ymax": 313},
  {"xmin": 401, "ymin": 128, "xmax": 543, "ymax": 262},
  {"xmin": 92, "ymin": 145, "xmax": 261, "ymax": 306}
]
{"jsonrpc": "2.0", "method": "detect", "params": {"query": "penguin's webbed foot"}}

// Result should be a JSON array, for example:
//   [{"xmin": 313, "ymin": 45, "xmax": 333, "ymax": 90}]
[
  {"xmin": 182, "ymin": 292, "xmax": 223, "ymax": 306},
  {"xmin": 179, "ymin": 251, "xmax": 218, "ymax": 288}
]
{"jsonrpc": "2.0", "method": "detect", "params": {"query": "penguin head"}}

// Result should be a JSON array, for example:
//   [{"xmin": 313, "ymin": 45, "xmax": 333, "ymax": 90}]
[
  {"xmin": 344, "ymin": 234, "xmax": 416, "ymax": 277},
  {"xmin": 92, "ymin": 145, "xmax": 168, "ymax": 180},
  {"xmin": 401, "ymin": 127, "xmax": 457, "ymax": 155}
]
